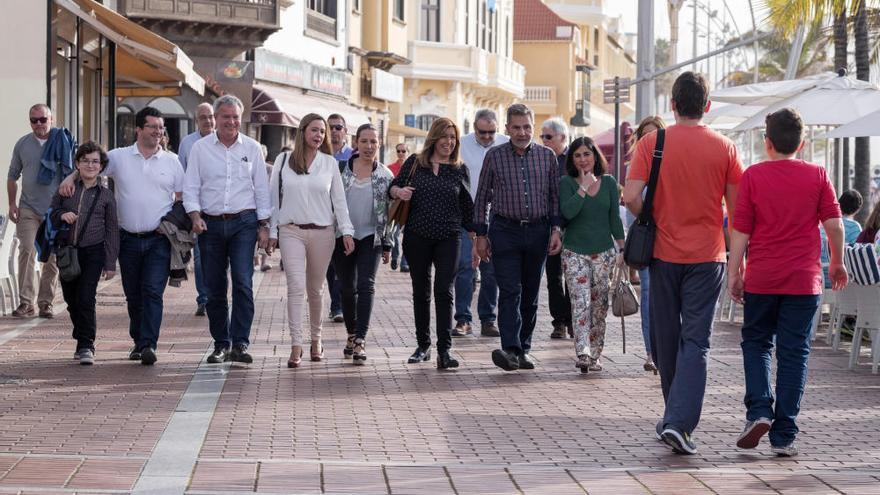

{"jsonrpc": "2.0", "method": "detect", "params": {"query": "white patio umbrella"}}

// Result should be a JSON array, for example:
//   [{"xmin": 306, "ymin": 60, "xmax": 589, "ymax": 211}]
[
  {"xmin": 732, "ymin": 76, "xmax": 880, "ymax": 132},
  {"xmin": 711, "ymin": 73, "xmax": 836, "ymax": 106},
  {"xmin": 827, "ymin": 109, "xmax": 880, "ymax": 138},
  {"xmin": 658, "ymin": 102, "xmax": 764, "ymax": 130}
]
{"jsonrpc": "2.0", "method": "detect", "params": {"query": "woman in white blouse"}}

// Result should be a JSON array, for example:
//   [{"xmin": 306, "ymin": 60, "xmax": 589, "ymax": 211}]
[{"xmin": 268, "ymin": 113, "xmax": 354, "ymax": 368}]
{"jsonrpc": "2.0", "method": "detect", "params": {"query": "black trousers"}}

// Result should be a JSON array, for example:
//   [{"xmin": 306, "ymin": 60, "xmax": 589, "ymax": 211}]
[
  {"xmin": 60, "ymin": 243, "xmax": 105, "ymax": 351},
  {"xmin": 332, "ymin": 235, "xmax": 382, "ymax": 339},
  {"xmin": 545, "ymin": 252, "xmax": 571, "ymax": 327},
  {"xmin": 402, "ymin": 230, "xmax": 460, "ymax": 353}
]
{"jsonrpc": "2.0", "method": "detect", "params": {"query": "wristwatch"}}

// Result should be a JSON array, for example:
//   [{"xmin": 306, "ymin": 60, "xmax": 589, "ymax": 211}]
[{"xmin": 258, "ymin": 220, "xmax": 269, "ymax": 228}]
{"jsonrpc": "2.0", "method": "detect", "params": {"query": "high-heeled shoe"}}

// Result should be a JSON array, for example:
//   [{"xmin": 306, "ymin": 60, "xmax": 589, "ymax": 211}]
[
  {"xmin": 310, "ymin": 340, "xmax": 324, "ymax": 362},
  {"xmin": 287, "ymin": 346, "xmax": 303, "ymax": 368},
  {"xmin": 343, "ymin": 335, "xmax": 356, "ymax": 359}
]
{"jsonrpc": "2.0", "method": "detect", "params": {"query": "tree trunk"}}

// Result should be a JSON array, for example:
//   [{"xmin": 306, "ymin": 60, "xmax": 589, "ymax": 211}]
[
  {"xmin": 834, "ymin": 11, "xmax": 848, "ymax": 191},
  {"xmin": 853, "ymin": 1, "xmax": 870, "ymax": 223}
]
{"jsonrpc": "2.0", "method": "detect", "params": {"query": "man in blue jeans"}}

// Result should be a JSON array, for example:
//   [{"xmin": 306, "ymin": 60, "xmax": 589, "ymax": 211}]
[
  {"xmin": 474, "ymin": 104, "xmax": 562, "ymax": 371},
  {"xmin": 326, "ymin": 113, "xmax": 353, "ymax": 322},
  {"xmin": 727, "ymin": 108, "xmax": 847, "ymax": 457},
  {"xmin": 184, "ymin": 95, "xmax": 271, "ymax": 365},
  {"xmin": 624, "ymin": 72, "xmax": 743, "ymax": 454},
  {"xmin": 454, "ymin": 109, "xmax": 506, "ymax": 337},
  {"xmin": 59, "ymin": 106, "xmax": 185, "ymax": 365}
]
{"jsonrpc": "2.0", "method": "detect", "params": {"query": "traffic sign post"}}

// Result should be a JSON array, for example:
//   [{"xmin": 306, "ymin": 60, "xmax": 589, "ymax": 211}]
[{"xmin": 603, "ymin": 77, "xmax": 631, "ymax": 182}]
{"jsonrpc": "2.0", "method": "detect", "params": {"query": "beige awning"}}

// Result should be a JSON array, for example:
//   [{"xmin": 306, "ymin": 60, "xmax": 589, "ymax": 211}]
[
  {"xmin": 56, "ymin": 0, "xmax": 205, "ymax": 96},
  {"xmin": 388, "ymin": 123, "xmax": 428, "ymax": 138},
  {"xmin": 252, "ymin": 82, "xmax": 370, "ymax": 134}
]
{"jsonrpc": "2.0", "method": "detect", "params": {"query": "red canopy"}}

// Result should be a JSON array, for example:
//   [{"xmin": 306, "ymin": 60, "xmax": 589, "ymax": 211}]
[{"xmin": 593, "ymin": 122, "xmax": 633, "ymax": 183}]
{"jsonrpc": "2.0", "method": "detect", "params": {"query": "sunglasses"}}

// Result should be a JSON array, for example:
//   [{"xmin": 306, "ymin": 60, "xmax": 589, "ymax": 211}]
[
  {"xmin": 330, "ymin": 124, "xmax": 345, "ymax": 131},
  {"xmin": 30, "ymin": 117, "xmax": 48, "ymax": 125},
  {"xmin": 475, "ymin": 129, "xmax": 496, "ymax": 136},
  {"xmin": 540, "ymin": 134, "xmax": 555, "ymax": 140},
  {"xmin": 396, "ymin": 149, "xmax": 407, "ymax": 154}
]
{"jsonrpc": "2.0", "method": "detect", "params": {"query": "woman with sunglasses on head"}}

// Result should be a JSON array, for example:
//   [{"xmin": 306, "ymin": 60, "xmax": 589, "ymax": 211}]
[
  {"xmin": 559, "ymin": 136, "xmax": 625, "ymax": 373},
  {"xmin": 49, "ymin": 141, "xmax": 119, "ymax": 365},
  {"xmin": 334, "ymin": 124, "xmax": 395, "ymax": 364},
  {"xmin": 268, "ymin": 113, "xmax": 355, "ymax": 368},
  {"xmin": 389, "ymin": 118, "xmax": 476, "ymax": 370}
]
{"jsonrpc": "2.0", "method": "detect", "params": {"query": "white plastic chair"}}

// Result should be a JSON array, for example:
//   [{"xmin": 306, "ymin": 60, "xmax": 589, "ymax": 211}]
[
  {"xmin": 715, "ymin": 270, "xmax": 738, "ymax": 322},
  {"xmin": 850, "ymin": 284, "xmax": 880, "ymax": 374},
  {"xmin": 829, "ymin": 285, "xmax": 859, "ymax": 350},
  {"xmin": 0, "ymin": 219, "xmax": 17, "ymax": 315},
  {"xmin": 811, "ymin": 287, "xmax": 837, "ymax": 340}
]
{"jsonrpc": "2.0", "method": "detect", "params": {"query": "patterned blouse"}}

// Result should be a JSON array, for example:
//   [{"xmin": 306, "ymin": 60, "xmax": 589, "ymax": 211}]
[{"xmin": 338, "ymin": 156, "xmax": 394, "ymax": 251}]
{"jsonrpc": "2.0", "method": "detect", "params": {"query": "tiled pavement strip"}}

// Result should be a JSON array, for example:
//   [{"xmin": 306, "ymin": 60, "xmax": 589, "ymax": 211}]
[{"xmin": 0, "ymin": 264, "xmax": 877, "ymax": 494}]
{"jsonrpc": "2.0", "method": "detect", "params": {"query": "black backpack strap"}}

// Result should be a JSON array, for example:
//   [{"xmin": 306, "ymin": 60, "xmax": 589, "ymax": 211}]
[
  {"xmin": 639, "ymin": 129, "xmax": 665, "ymax": 222},
  {"xmin": 74, "ymin": 185, "xmax": 102, "ymax": 246}
]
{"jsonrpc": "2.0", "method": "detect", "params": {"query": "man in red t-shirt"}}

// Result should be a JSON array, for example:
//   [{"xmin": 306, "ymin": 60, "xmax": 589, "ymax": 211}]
[
  {"xmin": 727, "ymin": 108, "xmax": 847, "ymax": 458},
  {"xmin": 624, "ymin": 72, "xmax": 743, "ymax": 455}
]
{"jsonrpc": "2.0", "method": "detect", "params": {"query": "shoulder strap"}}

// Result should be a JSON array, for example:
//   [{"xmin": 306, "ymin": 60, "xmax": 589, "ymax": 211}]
[
  {"xmin": 640, "ymin": 129, "xmax": 665, "ymax": 221},
  {"xmin": 74, "ymin": 186, "xmax": 102, "ymax": 246},
  {"xmin": 279, "ymin": 152, "xmax": 288, "ymax": 206}
]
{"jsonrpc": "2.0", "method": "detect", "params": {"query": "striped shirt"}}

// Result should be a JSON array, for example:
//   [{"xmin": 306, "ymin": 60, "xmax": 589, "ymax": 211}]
[
  {"xmin": 472, "ymin": 141, "xmax": 560, "ymax": 235},
  {"xmin": 49, "ymin": 181, "xmax": 120, "ymax": 272}
]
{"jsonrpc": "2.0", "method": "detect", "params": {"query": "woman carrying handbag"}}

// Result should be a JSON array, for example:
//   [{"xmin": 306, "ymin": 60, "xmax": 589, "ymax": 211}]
[{"xmin": 559, "ymin": 137, "xmax": 625, "ymax": 373}]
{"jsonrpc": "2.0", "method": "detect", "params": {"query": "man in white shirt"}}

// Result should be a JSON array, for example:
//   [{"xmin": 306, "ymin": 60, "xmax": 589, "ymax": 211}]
[
  {"xmin": 453, "ymin": 109, "xmax": 508, "ymax": 338},
  {"xmin": 60, "ymin": 106, "xmax": 184, "ymax": 365},
  {"xmin": 184, "ymin": 95, "xmax": 271, "ymax": 365},
  {"xmin": 177, "ymin": 102, "xmax": 215, "ymax": 317}
]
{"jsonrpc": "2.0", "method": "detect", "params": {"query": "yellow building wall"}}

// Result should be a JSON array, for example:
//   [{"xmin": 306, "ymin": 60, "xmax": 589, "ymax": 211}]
[{"xmin": 514, "ymin": 42, "xmax": 576, "ymax": 125}]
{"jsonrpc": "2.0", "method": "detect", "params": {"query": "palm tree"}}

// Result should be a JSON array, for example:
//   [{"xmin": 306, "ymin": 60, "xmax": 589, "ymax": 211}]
[
  {"xmin": 853, "ymin": 1, "xmax": 871, "ymax": 222},
  {"xmin": 667, "ymin": 0, "xmax": 687, "ymax": 64},
  {"xmin": 833, "ymin": 10, "xmax": 849, "ymax": 190}
]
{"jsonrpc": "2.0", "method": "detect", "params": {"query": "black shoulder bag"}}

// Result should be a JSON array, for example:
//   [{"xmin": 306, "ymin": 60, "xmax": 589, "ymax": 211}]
[
  {"xmin": 57, "ymin": 186, "xmax": 101, "ymax": 282},
  {"xmin": 623, "ymin": 128, "xmax": 665, "ymax": 270}
]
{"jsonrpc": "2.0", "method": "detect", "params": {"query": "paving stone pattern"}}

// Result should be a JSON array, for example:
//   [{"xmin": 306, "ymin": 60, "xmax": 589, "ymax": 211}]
[{"xmin": 0, "ymin": 265, "xmax": 877, "ymax": 494}]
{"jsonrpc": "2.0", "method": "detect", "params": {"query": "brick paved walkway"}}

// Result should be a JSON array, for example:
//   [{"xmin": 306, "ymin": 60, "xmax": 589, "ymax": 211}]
[{"xmin": 0, "ymin": 264, "xmax": 877, "ymax": 494}]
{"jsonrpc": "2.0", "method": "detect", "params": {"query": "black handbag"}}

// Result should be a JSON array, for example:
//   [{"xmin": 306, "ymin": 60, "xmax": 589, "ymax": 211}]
[
  {"xmin": 623, "ymin": 128, "xmax": 665, "ymax": 270},
  {"xmin": 57, "ymin": 186, "xmax": 101, "ymax": 282}
]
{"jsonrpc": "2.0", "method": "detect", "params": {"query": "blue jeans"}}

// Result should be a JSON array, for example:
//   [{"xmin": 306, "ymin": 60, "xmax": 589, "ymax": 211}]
[
  {"xmin": 390, "ymin": 225, "xmax": 408, "ymax": 269},
  {"xmin": 193, "ymin": 243, "xmax": 208, "ymax": 306},
  {"xmin": 118, "ymin": 232, "xmax": 171, "ymax": 351},
  {"xmin": 198, "ymin": 212, "xmax": 258, "ymax": 349},
  {"xmin": 649, "ymin": 260, "xmax": 724, "ymax": 435},
  {"xmin": 326, "ymin": 264, "xmax": 342, "ymax": 314},
  {"xmin": 639, "ymin": 268, "xmax": 651, "ymax": 355},
  {"xmin": 332, "ymin": 235, "xmax": 382, "ymax": 339},
  {"xmin": 454, "ymin": 228, "xmax": 498, "ymax": 324},
  {"xmin": 489, "ymin": 217, "xmax": 550, "ymax": 355},
  {"xmin": 741, "ymin": 292, "xmax": 820, "ymax": 447}
]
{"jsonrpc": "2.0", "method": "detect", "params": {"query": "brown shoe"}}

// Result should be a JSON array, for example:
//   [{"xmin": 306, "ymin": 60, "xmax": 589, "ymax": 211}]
[
  {"xmin": 480, "ymin": 321, "xmax": 500, "ymax": 337},
  {"xmin": 550, "ymin": 323, "xmax": 566, "ymax": 339},
  {"xmin": 38, "ymin": 303, "xmax": 54, "ymax": 319},
  {"xmin": 452, "ymin": 321, "xmax": 472, "ymax": 337},
  {"xmin": 12, "ymin": 303, "xmax": 35, "ymax": 318}
]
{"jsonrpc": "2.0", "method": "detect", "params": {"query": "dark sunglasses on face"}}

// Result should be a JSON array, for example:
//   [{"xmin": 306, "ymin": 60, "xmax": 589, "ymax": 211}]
[
  {"xmin": 476, "ymin": 129, "xmax": 495, "ymax": 136},
  {"xmin": 330, "ymin": 124, "xmax": 345, "ymax": 131},
  {"xmin": 396, "ymin": 149, "xmax": 407, "ymax": 154},
  {"xmin": 540, "ymin": 134, "xmax": 555, "ymax": 140},
  {"xmin": 30, "ymin": 117, "xmax": 48, "ymax": 124}
]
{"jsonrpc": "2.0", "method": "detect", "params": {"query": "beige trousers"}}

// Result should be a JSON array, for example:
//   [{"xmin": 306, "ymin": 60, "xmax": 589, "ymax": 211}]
[
  {"xmin": 279, "ymin": 225, "xmax": 336, "ymax": 346},
  {"xmin": 15, "ymin": 208, "xmax": 58, "ymax": 307}
]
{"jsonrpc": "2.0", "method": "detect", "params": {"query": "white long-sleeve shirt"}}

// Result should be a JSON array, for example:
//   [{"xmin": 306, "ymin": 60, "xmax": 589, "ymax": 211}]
[
  {"xmin": 459, "ymin": 132, "xmax": 509, "ymax": 200},
  {"xmin": 182, "ymin": 132, "xmax": 271, "ymax": 220},
  {"xmin": 268, "ymin": 151, "xmax": 354, "ymax": 239}
]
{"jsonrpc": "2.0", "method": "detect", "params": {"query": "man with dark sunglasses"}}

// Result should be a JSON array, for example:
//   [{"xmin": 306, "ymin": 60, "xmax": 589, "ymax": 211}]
[
  {"xmin": 388, "ymin": 143, "xmax": 409, "ymax": 271},
  {"xmin": 7, "ymin": 103, "xmax": 65, "ymax": 318},
  {"xmin": 540, "ymin": 117, "xmax": 572, "ymax": 340},
  {"xmin": 326, "ymin": 114, "xmax": 353, "ymax": 322}
]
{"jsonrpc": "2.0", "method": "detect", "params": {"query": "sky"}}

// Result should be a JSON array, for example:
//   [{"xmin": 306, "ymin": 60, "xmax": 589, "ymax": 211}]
[{"xmin": 604, "ymin": 0, "xmax": 765, "ymax": 68}]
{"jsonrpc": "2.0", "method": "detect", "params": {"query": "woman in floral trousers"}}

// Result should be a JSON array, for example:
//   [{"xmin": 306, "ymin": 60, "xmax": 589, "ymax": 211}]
[{"xmin": 559, "ymin": 137, "xmax": 626, "ymax": 372}]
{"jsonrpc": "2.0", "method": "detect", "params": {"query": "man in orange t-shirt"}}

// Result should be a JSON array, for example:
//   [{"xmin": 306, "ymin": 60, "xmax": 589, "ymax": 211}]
[{"xmin": 623, "ymin": 72, "xmax": 743, "ymax": 455}]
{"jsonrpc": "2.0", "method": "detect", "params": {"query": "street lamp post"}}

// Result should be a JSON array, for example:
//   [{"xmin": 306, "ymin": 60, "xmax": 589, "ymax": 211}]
[{"xmin": 636, "ymin": 0, "xmax": 655, "ymax": 121}]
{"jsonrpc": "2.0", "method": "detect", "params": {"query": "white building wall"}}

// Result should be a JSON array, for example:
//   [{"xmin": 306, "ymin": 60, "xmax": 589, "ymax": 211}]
[
  {"xmin": 0, "ymin": 1, "xmax": 47, "ymax": 208},
  {"xmin": 262, "ymin": 1, "xmax": 348, "ymax": 71}
]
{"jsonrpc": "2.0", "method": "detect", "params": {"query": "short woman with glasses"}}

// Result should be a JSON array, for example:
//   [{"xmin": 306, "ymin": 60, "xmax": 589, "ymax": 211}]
[
  {"xmin": 49, "ymin": 141, "xmax": 119, "ymax": 365},
  {"xmin": 334, "ymin": 124, "xmax": 394, "ymax": 364},
  {"xmin": 268, "ymin": 113, "xmax": 355, "ymax": 368},
  {"xmin": 389, "ymin": 118, "xmax": 476, "ymax": 370},
  {"xmin": 559, "ymin": 136, "xmax": 625, "ymax": 373}
]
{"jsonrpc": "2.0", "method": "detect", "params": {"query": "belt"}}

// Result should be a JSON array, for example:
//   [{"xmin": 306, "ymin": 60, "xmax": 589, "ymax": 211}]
[
  {"xmin": 494, "ymin": 215, "xmax": 549, "ymax": 227},
  {"xmin": 291, "ymin": 223, "xmax": 330, "ymax": 230},
  {"xmin": 202, "ymin": 209, "xmax": 255, "ymax": 221},
  {"xmin": 122, "ymin": 229, "xmax": 160, "ymax": 238}
]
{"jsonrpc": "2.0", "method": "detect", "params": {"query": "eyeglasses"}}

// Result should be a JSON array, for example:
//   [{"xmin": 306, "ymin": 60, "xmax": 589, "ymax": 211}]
[
  {"xmin": 29, "ymin": 117, "xmax": 48, "ymax": 125},
  {"xmin": 330, "ymin": 124, "xmax": 345, "ymax": 131},
  {"xmin": 396, "ymin": 149, "xmax": 407, "ymax": 154},
  {"xmin": 540, "ymin": 134, "xmax": 555, "ymax": 141},
  {"xmin": 142, "ymin": 124, "xmax": 166, "ymax": 132},
  {"xmin": 78, "ymin": 159, "xmax": 102, "ymax": 167},
  {"xmin": 475, "ymin": 129, "xmax": 496, "ymax": 136}
]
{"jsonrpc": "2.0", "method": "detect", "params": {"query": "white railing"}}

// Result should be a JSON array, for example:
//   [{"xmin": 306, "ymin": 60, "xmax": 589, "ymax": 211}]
[{"xmin": 524, "ymin": 86, "xmax": 555, "ymax": 103}]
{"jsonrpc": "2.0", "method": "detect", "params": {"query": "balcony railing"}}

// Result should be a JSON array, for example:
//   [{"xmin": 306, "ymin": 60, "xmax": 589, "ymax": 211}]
[
  {"xmin": 391, "ymin": 41, "xmax": 524, "ymax": 98},
  {"xmin": 524, "ymin": 86, "xmax": 555, "ymax": 103},
  {"xmin": 119, "ymin": 0, "xmax": 280, "ymax": 29}
]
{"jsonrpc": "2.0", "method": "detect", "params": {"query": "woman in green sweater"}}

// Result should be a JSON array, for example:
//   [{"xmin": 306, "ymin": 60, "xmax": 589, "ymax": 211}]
[{"xmin": 560, "ymin": 136, "xmax": 625, "ymax": 373}]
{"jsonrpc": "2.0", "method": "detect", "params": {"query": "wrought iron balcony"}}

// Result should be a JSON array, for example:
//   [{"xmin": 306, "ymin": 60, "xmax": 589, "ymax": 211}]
[{"xmin": 118, "ymin": 0, "xmax": 281, "ymax": 58}]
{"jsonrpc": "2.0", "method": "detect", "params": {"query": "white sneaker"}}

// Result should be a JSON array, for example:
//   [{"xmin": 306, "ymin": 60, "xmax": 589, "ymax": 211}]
[
  {"xmin": 771, "ymin": 442, "xmax": 798, "ymax": 457},
  {"xmin": 736, "ymin": 417, "xmax": 772, "ymax": 449}
]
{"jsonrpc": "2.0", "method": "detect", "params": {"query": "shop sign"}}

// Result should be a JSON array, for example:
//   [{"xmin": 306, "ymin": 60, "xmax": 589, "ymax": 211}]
[
  {"xmin": 256, "ymin": 48, "xmax": 348, "ymax": 98},
  {"xmin": 371, "ymin": 68, "xmax": 403, "ymax": 103},
  {"xmin": 193, "ymin": 57, "xmax": 255, "ymax": 119}
]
